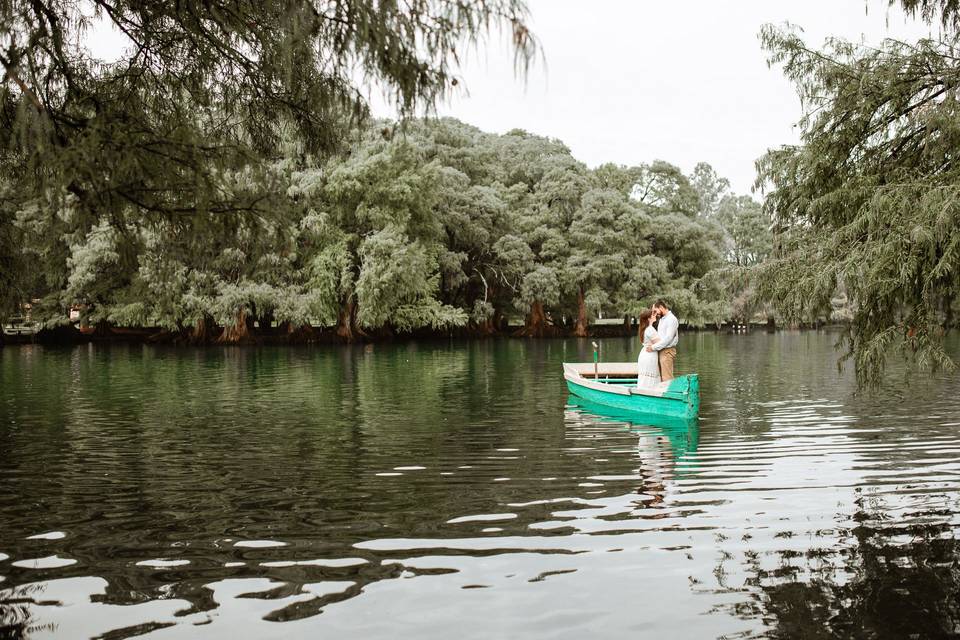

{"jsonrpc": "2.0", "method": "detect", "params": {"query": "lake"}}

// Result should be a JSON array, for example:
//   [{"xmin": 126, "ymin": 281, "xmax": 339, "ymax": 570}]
[{"xmin": 1, "ymin": 332, "xmax": 959, "ymax": 639}]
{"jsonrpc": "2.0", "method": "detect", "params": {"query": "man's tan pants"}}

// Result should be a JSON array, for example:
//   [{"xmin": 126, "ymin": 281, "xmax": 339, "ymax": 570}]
[{"xmin": 659, "ymin": 347, "xmax": 677, "ymax": 382}]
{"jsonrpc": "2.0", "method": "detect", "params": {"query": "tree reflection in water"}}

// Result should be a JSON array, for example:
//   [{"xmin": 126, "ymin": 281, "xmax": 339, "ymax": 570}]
[
  {"xmin": 0, "ymin": 583, "xmax": 50, "ymax": 639},
  {"xmin": 712, "ymin": 489, "xmax": 960, "ymax": 639},
  {"xmin": 766, "ymin": 515, "xmax": 958, "ymax": 637}
]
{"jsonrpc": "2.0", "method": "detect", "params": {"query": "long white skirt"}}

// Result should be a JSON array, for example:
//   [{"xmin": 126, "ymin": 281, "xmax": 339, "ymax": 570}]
[{"xmin": 637, "ymin": 346, "xmax": 661, "ymax": 389}]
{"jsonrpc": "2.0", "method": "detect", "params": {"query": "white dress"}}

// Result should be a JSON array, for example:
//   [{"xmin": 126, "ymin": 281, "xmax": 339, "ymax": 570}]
[{"xmin": 637, "ymin": 326, "xmax": 662, "ymax": 389}]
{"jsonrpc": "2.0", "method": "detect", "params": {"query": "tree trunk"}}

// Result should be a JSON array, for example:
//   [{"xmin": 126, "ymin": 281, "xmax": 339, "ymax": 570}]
[
  {"xmin": 218, "ymin": 309, "xmax": 254, "ymax": 343},
  {"xmin": 189, "ymin": 314, "xmax": 217, "ymax": 343},
  {"xmin": 477, "ymin": 312, "xmax": 498, "ymax": 336},
  {"xmin": 476, "ymin": 317, "xmax": 492, "ymax": 335},
  {"xmin": 520, "ymin": 300, "xmax": 549, "ymax": 337},
  {"xmin": 336, "ymin": 298, "xmax": 364, "ymax": 342},
  {"xmin": 573, "ymin": 288, "xmax": 588, "ymax": 337}
]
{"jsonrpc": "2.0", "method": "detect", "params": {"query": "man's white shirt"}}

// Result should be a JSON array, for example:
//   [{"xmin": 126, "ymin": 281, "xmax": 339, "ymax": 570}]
[{"xmin": 654, "ymin": 311, "xmax": 679, "ymax": 351}]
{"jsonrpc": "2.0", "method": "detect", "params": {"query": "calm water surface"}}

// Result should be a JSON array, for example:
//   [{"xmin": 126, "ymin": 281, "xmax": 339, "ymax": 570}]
[{"xmin": 1, "ymin": 332, "xmax": 959, "ymax": 639}]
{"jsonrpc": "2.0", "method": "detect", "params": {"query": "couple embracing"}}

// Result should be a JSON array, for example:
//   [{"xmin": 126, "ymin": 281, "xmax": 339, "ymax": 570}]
[{"xmin": 636, "ymin": 299, "xmax": 678, "ymax": 390}]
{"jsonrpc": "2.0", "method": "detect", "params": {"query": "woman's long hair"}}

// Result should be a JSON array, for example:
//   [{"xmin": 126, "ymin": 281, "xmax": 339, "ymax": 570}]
[{"xmin": 638, "ymin": 309, "xmax": 654, "ymax": 334}]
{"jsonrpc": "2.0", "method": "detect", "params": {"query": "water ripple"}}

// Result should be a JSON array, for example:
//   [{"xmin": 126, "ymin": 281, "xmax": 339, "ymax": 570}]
[{"xmin": 1, "ymin": 334, "xmax": 959, "ymax": 638}]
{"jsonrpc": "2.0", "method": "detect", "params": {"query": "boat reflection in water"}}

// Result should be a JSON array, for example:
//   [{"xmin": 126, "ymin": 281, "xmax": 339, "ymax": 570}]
[{"xmin": 565, "ymin": 394, "xmax": 699, "ymax": 495}]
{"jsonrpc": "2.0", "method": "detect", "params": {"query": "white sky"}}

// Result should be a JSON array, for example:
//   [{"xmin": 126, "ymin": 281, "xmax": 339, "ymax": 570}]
[
  {"xmin": 370, "ymin": 0, "xmax": 935, "ymax": 194},
  {"xmin": 86, "ymin": 1, "xmax": 936, "ymax": 195}
]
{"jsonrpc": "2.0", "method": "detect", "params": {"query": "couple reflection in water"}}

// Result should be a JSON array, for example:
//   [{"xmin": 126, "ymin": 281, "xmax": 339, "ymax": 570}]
[{"xmin": 635, "ymin": 431, "xmax": 677, "ymax": 511}]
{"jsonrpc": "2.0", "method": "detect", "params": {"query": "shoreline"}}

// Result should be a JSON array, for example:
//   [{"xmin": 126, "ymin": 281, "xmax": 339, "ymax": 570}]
[{"xmin": 1, "ymin": 321, "xmax": 841, "ymax": 348}]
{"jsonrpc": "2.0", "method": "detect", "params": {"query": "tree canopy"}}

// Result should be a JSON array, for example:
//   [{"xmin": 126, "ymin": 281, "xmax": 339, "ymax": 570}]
[
  {"xmin": 2, "ymin": 113, "xmax": 756, "ymax": 342},
  {"xmin": 756, "ymin": 11, "xmax": 960, "ymax": 386},
  {"xmin": 0, "ymin": 0, "xmax": 536, "ymax": 320}
]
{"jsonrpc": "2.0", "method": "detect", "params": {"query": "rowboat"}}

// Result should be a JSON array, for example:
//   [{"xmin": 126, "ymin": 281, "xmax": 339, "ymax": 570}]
[
  {"xmin": 562, "ymin": 362, "xmax": 700, "ymax": 420},
  {"xmin": 2, "ymin": 316, "xmax": 40, "ymax": 336}
]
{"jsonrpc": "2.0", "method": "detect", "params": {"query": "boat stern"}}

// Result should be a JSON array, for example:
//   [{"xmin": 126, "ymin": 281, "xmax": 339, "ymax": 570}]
[{"xmin": 677, "ymin": 374, "xmax": 700, "ymax": 418}]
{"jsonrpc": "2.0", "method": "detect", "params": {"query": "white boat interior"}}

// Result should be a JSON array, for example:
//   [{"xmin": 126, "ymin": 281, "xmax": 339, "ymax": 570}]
[
  {"xmin": 563, "ymin": 362, "xmax": 673, "ymax": 398},
  {"xmin": 563, "ymin": 362, "xmax": 639, "ymax": 381}
]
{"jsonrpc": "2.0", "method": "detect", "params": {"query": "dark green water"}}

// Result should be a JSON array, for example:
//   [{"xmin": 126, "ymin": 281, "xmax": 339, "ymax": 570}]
[{"xmin": 1, "ymin": 332, "xmax": 959, "ymax": 639}]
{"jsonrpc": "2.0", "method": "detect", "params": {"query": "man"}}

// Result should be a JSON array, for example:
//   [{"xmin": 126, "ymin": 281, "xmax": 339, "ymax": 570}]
[{"xmin": 645, "ymin": 299, "xmax": 678, "ymax": 382}]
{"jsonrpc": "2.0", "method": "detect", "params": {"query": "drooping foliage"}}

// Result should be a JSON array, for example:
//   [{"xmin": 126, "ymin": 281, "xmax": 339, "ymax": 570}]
[
  {"xmin": 896, "ymin": 0, "xmax": 960, "ymax": 28},
  {"xmin": 755, "ymin": 19, "xmax": 960, "ymax": 386},
  {"xmin": 0, "ymin": 0, "xmax": 537, "ymax": 320}
]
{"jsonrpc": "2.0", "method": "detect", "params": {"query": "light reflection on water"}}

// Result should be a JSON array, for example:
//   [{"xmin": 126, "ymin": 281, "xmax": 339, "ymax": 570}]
[{"xmin": 1, "ymin": 332, "xmax": 959, "ymax": 639}]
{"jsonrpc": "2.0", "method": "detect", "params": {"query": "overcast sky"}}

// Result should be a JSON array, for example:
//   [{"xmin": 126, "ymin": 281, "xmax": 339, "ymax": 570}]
[{"xmin": 369, "ymin": 0, "xmax": 935, "ymax": 195}]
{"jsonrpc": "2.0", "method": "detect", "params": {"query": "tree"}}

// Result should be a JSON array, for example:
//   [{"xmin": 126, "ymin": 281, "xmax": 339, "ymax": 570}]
[
  {"xmin": 62, "ymin": 219, "xmax": 129, "ymax": 330},
  {"xmin": 566, "ymin": 187, "xmax": 651, "ymax": 336},
  {"xmin": 492, "ymin": 129, "xmax": 587, "ymax": 336},
  {"xmin": 700, "ymin": 194, "xmax": 775, "ymax": 328},
  {"xmin": 591, "ymin": 160, "xmax": 724, "ymax": 327},
  {"xmin": 756, "ymin": 22, "xmax": 960, "ymax": 386},
  {"xmin": 0, "ymin": 180, "xmax": 47, "ymax": 327},
  {"xmin": 690, "ymin": 162, "xmax": 731, "ymax": 217},
  {"xmin": 631, "ymin": 160, "xmax": 700, "ymax": 217},
  {"xmin": 400, "ymin": 119, "xmax": 519, "ymax": 334},
  {"xmin": 297, "ymin": 133, "xmax": 466, "ymax": 340},
  {"xmin": 715, "ymin": 195, "xmax": 772, "ymax": 268},
  {"xmin": 897, "ymin": 0, "xmax": 960, "ymax": 28},
  {"xmin": 0, "ymin": 0, "xmax": 536, "ymax": 320},
  {"xmin": 630, "ymin": 162, "xmax": 723, "ymax": 324}
]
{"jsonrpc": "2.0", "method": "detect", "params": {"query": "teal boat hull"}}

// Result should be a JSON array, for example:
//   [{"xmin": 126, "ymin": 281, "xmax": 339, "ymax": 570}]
[{"xmin": 563, "ymin": 363, "xmax": 700, "ymax": 420}]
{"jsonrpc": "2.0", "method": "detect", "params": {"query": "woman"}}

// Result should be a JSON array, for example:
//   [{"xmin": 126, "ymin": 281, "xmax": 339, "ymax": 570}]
[{"xmin": 636, "ymin": 309, "xmax": 661, "ymax": 389}]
